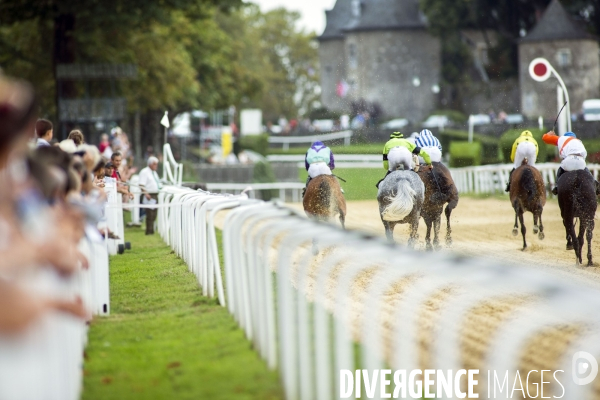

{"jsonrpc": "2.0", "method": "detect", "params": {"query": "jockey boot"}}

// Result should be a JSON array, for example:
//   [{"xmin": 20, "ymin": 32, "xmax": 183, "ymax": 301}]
[
  {"xmin": 596, "ymin": 181, "xmax": 600, "ymax": 196},
  {"xmin": 552, "ymin": 186, "xmax": 558, "ymax": 196},
  {"xmin": 552, "ymin": 167, "xmax": 565, "ymax": 196},
  {"xmin": 505, "ymin": 168, "xmax": 515, "ymax": 192}
]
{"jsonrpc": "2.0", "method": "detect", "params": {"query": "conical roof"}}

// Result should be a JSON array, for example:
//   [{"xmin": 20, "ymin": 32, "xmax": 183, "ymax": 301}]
[{"xmin": 521, "ymin": 0, "xmax": 595, "ymax": 42}]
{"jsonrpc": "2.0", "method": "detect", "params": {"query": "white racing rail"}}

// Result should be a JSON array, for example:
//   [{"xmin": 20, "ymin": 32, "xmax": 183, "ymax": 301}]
[
  {"xmin": 157, "ymin": 186, "xmax": 600, "ymax": 400},
  {"xmin": 450, "ymin": 162, "xmax": 600, "ymax": 195},
  {"xmin": 205, "ymin": 182, "xmax": 305, "ymax": 202},
  {"xmin": 269, "ymin": 130, "xmax": 353, "ymax": 150},
  {"xmin": 267, "ymin": 153, "xmax": 381, "ymax": 169},
  {"xmin": 163, "ymin": 143, "xmax": 183, "ymax": 186},
  {"xmin": 0, "ymin": 190, "xmax": 117, "ymax": 400}
]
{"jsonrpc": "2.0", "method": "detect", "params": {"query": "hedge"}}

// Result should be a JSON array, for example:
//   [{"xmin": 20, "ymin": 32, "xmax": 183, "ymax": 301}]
[{"xmin": 449, "ymin": 142, "xmax": 482, "ymax": 167}]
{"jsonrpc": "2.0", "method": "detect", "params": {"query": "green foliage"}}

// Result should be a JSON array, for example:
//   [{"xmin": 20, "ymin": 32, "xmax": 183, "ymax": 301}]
[
  {"xmin": 498, "ymin": 128, "xmax": 555, "ymax": 163},
  {"xmin": 239, "ymin": 134, "xmax": 269, "ymax": 156},
  {"xmin": 449, "ymin": 142, "xmax": 482, "ymax": 167},
  {"xmin": 253, "ymin": 161, "xmax": 277, "ymax": 200},
  {"xmin": 308, "ymin": 107, "xmax": 341, "ymax": 121},
  {"xmin": 439, "ymin": 130, "xmax": 501, "ymax": 165},
  {"xmin": 82, "ymin": 226, "xmax": 283, "ymax": 400}
]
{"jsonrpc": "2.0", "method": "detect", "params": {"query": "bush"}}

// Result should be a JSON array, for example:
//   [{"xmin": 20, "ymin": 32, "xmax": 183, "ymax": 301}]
[
  {"xmin": 449, "ymin": 142, "xmax": 482, "ymax": 167},
  {"xmin": 253, "ymin": 161, "xmax": 277, "ymax": 200},
  {"xmin": 498, "ymin": 128, "xmax": 554, "ymax": 163},
  {"xmin": 439, "ymin": 129, "xmax": 501, "ymax": 165},
  {"xmin": 238, "ymin": 134, "xmax": 269, "ymax": 156},
  {"xmin": 308, "ymin": 107, "xmax": 342, "ymax": 121}
]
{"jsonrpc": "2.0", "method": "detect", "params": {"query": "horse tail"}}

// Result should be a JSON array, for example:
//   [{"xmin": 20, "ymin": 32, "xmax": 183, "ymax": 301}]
[
  {"xmin": 382, "ymin": 179, "xmax": 416, "ymax": 221},
  {"xmin": 521, "ymin": 167, "xmax": 537, "ymax": 204}
]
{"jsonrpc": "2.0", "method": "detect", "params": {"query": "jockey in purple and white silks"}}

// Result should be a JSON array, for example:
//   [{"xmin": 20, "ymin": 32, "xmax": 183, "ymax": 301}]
[{"xmin": 304, "ymin": 141, "xmax": 335, "ymax": 196}]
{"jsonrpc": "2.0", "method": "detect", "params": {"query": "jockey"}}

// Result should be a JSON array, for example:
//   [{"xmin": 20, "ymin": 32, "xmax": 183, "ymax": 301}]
[
  {"xmin": 415, "ymin": 129, "xmax": 443, "ymax": 164},
  {"xmin": 376, "ymin": 131, "xmax": 432, "ymax": 188},
  {"xmin": 304, "ymin": 141, "xmax": 335, "ymax": 195},
  {"xmin": 505, "ymin": 130, "xmax": 539, "ymax": 192},
  {"xmin": 542, "ymin": 131, "xmax": 600, "ymax": 195}
]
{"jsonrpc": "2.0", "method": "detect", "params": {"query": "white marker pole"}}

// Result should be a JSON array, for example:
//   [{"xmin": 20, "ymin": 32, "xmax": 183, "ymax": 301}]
[{"xmin": 529, "ymin": 58, "xmax": 571, "ymax": 133}]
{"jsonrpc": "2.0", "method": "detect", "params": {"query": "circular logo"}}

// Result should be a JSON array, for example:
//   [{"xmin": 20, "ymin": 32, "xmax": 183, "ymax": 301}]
[{"xmin": 529, "ymin": 58, "xmax": 552, "ymax": 82}]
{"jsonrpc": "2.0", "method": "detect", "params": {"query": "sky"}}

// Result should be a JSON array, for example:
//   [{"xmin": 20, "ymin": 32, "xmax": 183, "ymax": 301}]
[{"xmin": 246, "ymin": 0, "xmax": 338, "ymax": 34}]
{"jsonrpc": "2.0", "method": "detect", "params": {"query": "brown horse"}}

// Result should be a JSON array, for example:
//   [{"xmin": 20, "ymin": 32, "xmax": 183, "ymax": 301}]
[
  {"xmin": 557, "ymin": 169, "xmax": 597, "ymax": 265},
  {"xmin": 417, "ymin": 162, "xmax": 459, "ymax": 250},
  {"xmin": 509, "ymin": 160, "xmax": 546, "ymax": 250},
  {"xmin": 303, "ymin": 174, "xmax": 346, "ymax": 228}
]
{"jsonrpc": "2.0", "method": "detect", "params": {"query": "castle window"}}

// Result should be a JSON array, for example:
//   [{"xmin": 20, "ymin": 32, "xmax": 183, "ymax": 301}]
[
  {"xmin": 352, "ymin": 0, "xmax": 361, "ymax": 17},
  {"xmin": 348, "ymin": 44, "xmax": 357, "ymax": 69},
  {"xmin": 556, "ymin": 49, "xmax": 572, "ymax": 67}
]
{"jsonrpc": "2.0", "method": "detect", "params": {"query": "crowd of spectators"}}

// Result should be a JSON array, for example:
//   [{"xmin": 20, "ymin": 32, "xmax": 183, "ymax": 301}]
[{"xmin": 0, "ymin": 74, "xmax": 161, "ymax": 337}]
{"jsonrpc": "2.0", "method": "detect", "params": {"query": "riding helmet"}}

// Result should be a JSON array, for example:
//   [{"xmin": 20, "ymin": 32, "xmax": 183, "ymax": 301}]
[
  {"xmin": 419, "ymin": 129, "xmax": 433, "ymax": 137},
  {"xmin": 564, "ymin": 132, "xmax": 576, "ymax": 138},
  {"xmin": 390, "ymin": 131, "xmax": 403, "ymax": 139},
  {"xmin": 520, "ymin": 130, "xmax": 533, "ymax": 137}
]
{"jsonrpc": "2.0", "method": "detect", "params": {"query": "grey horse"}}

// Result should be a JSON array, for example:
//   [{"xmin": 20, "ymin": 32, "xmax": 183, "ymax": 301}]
[{"xmin": 377, "ymin": 170, "xmax": 425, "ymax": 247}]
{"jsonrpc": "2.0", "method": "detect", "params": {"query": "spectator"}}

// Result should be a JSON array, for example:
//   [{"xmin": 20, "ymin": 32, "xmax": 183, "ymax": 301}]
[
  {"xmin": 68, "ymin": 129, "xmax": 85, "ymax": 145},
  {"xmin": 98, "ymin": 133, "xmax": 111, "ymax": 157},
  {"xmin": 35, "ymin": 119, "xmax": 53, "ymax": 147},
  {"xmin": 138, "ymin": 156, "xmax": 161, "ymax": 235},
  {"xmin": 110, "ymin": 151, "xmax": 133, "ymax": 199},
  {"xmin": 104, "ymin": 161, "xmax": 115, "ymax": 179}
]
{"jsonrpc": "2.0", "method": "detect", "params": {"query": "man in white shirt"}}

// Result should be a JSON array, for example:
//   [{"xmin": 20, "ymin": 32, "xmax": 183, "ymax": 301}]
[{"xmin": 138, "ymin": 156, "xmax": 161, "ymax": 234}]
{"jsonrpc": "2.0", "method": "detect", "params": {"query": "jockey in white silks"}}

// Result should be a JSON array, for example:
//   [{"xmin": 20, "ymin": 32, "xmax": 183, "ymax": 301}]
[
  {"xmin": 542, "ymin": 130, "xmax": 600, "ymax": 195},
  {"xmin": 303, "ymin": 141, "xmax": 335, "ymax": 196},
  {"xmin": 415, "ymin": 129, "xmax": 442, "ymax": 163}
]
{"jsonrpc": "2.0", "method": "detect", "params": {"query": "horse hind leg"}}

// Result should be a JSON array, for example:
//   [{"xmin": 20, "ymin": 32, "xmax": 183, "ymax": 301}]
[
  {"xmin": 533, "ymin": 213, "xmax": 539, "ymax": 234},
  {"xmin": 383, "ymin": 221, "xmax": 395, "ymax": 243},
  {"xmin": 339, "ymin": 212, "xmax": 345, "ymax": 230},
  {"xmin": 577, "ymin": 219, "xmax": 587, "ymax": 265},
  {"xmin": 424, "ymin": 219, "xmax": 433, "ymax": 251},
  {"xmin": 445, "ymin": 205, "xmax": 453, "ymax": 245},
  {"xmin": 512, "ymin": 209, "xmax": 519, "ymax": 237},
  {"xmin": 408, "ymin": 216, "xmax": 419, "ymax": 249},
  {"xmin": 518, "ymin": 211, "xmax": 527, "ymax": 250},
  {"xmin": 537, "ymin": 212, "xmax": 545, "ymax": 240},
  {"xmin": 433, "ymin": 215, "xmax": 442, "ymax": 251},
  {"xmin": 587, "ymin": 219, "xmax": 594, "ymax": 266}
]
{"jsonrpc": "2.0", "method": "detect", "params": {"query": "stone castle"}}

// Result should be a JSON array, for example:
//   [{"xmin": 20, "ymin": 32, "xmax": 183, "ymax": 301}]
[{"xmin": 319, "ymin": 0, "xmax": 600, "ymax": 121}]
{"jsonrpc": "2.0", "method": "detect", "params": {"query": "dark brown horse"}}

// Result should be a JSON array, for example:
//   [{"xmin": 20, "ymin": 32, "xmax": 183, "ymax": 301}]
[
  {"xmin": 557, "ymin": 169, "xmax": 597, "ymax": 265},
  {"xmin": 303, "ymin": 174, "xmax": 346, "ymax": 229},
  {"xmin": 417, "ymin": 162, "xmax": 459, "ymax": 250},
  {"xmin": 509, "ymin": 161, "xmax": 546, "ymax": 250}
]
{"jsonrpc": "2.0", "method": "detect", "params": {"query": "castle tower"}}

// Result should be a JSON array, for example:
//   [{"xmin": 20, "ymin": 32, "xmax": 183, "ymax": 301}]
[{"xmin": 519, "ymin": 0, "xmax": 600, "ymax": 119}]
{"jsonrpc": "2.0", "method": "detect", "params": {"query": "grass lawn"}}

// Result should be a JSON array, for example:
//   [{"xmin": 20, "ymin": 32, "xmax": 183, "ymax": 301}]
[
  {"xmin": 299, "ymin": 167, "xmax": 384, "ymax": 201},
  {"xmin": 82, "ymin": 225, "xmax": 283, "ymax": 400}
]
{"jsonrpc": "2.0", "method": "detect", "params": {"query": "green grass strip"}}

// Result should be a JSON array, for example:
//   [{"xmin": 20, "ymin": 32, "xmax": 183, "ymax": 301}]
[{"xmin": 82, "ymin": 225, "xmax": 283, "ymax": 400}]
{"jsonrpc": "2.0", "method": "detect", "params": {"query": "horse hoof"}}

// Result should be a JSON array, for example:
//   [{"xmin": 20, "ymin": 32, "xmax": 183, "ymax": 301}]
[
  {"xmin": 446, "ymin": 237, "xmax": 452, "ymax": 246},
  {"xmin": 522, "ymin": 246, "xmax": 527, "ymax": 251},
  {"xmin": 512, "ymin": 228, "xmax": 518, "ymax": 236},
  {"xmin": 533, "ymin": 225, "xmax": 539, "ymax": 234},
  {"xmin": 588, "ymin": 261, "xmax": 594, "ymax": 267},
  {"xmin": 426, "ymin": 243, "xmax": 433, "ymax": 252},
  {"xmin": 538, "ymin": 232, "xmax": 545, "ymax": 240},
  {"xmin": 566, "ymin": 244, "xmax": 574, "ymax": 251}
]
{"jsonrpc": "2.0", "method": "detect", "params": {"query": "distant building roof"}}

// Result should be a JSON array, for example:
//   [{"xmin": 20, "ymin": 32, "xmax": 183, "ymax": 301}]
[
  {"xmin": 521, "ymin": 0, "xmax": 595, "ymax": 43},
  {"xmin": 319, "ymin": 0, "xmax": 427, "ymax": 41}
]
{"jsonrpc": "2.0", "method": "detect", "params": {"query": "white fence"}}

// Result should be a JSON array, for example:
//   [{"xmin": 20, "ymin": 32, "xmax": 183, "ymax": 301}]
[
  {"xmin": 205, "ymin": 182, "xmax": 305, "ymax": 202},
  {"xmin": 267, "ymin": 153, "xmax": 381, "ymax": 169},
  {"xmin": 157, "ymin": 187, "xmax": 600, "ymax": 400},
  {"xmin": 450, "ymin": 162, "xmax": 600, "ymax": 195},
  {"xmin": 269, "ymin": 130, "xmax": 353, "ymax": 150},
  {"xmin": 0, "ymin": 192, "xmax": 118, "ymax": 400},
  {"xmin": 163, "ymin": 143, "xmax": 183, "ymax": 186}
]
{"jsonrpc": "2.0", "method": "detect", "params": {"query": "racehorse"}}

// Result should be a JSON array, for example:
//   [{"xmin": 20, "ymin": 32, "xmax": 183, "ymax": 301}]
[
  {"xmin": 509, "ymin": 160, "xmax": 546, "ymax": 250},
  {"xmin": 417, "ymin": 162, "xmax": 459, "ymax": 250},
  {"xmin": 303, "ymin": 174, "xmax": 346, "ymax": 229},
  {"xmin": 377, "ymin": 169, "xmax": 425, "ymax": 247},
  {"xmin": 557, "ymin": 169, "xmax": 597, "ymax": 266}
]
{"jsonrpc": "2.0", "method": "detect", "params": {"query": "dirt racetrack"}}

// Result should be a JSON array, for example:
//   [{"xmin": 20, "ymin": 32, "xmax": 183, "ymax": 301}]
[{"xmin": 289, "ymin": 196, "xmax": 600, "ymax": 289}]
